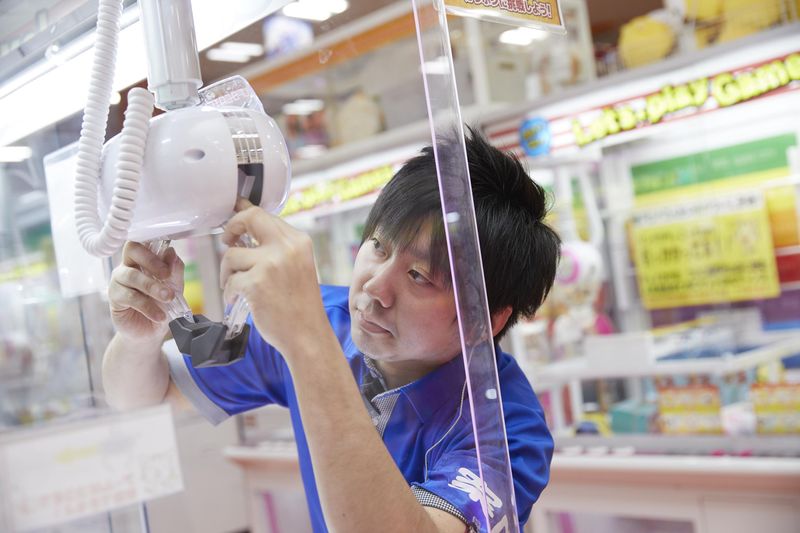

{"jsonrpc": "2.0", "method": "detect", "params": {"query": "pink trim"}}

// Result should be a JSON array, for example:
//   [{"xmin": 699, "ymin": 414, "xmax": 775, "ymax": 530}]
[
  {"xmin": 262, "ymin": 492, "xmax": 281, "ymax": 533},
  {"xmin": 557, "ymin": 248, "xmax": 580, "ymax": 284}
]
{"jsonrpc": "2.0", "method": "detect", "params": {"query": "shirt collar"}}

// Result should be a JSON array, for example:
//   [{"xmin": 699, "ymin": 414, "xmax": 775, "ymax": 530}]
[{"xmin": 361, "ymin": 353, "xmax": 467, "ymax": 424}]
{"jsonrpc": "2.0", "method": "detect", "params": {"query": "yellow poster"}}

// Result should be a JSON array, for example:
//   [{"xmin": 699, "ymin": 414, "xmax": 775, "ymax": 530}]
[
  {"xmin": 443, "ymin": 0, "xmax": 563, "ymax": 32},
  {"xmin": 632, "ymin": 191, "xmax": 780, "ymax": 310}
]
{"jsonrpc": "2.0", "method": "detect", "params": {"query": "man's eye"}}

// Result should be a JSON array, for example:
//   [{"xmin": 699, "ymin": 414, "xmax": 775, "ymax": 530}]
[
  {"xmin": 370, "ymin": 238, "xmax": 386, "ymax": 256},
  {"xmin": 409, "ymin": 270, "xmax": 431, "ymax": 285}
]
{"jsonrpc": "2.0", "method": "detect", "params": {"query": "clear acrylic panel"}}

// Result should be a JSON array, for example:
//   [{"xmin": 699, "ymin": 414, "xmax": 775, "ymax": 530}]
[
  {"xmin": 412, "ymin": 0, "xmax": 519, "ymax": 530},
  {"xmin": 410, "ymin": 2, "xmax": 572, "ymax": 530}
]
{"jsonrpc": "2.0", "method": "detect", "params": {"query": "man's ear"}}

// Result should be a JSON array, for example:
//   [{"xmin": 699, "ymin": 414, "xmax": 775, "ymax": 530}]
[{"xmin": 491, "ymin": 306, "xmax": 513, "ymax": 337}]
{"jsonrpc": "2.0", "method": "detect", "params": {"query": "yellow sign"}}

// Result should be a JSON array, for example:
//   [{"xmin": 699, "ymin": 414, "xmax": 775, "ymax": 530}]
[
  {"xmin": 443, "ymin": 0, "xmax": 563, "ymax": 32},
  {"xmin": 281, "ymin": 165, "xmax": 396, "ymax": 217},
  {"xmin": 572, "ymin": 53, "xmax": 800, "ymax": 147},
  {"xmin": 631, "ymin": 191, "xmax": 780, "ymax": 310}
]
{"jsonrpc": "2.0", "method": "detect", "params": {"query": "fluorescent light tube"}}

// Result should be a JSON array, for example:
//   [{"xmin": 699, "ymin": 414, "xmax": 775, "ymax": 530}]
[
  {"xmin": 421, "ymin": 56, "xmax": 450, "ymax": 76},
  {"xmin": 328, "ymin": 0, "xmax": 349, "ymax": 14},
  {"xmin": 499, "ymin": 27, "xmax": 546, "ymax": 46},
  {"xmin": 282, "ymin": 2, "xmax": 332, "ymax": 22},
  {"xmin": 282, "ymin": 0, "xmax": 349, "ymax": 22},
  {"xmin": 206, "ymin": 48, "xmax": 252, "ymax": 63},
  {"xmin": 0, "ymin": 146, "xmax": 33, "ymax": 162},
  {"xmin": 282, "ymin": 98, "xmax": 325, "ymax": 115},
  {"xmin": 220, "ymin": 41, "xmax": 265, "ymax": 56}
]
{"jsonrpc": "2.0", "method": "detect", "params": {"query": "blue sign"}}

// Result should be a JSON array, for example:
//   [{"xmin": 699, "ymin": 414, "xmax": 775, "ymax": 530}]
[{"xmin": 519, "ymin": 117, "xmax": 551, "ymax": 157}]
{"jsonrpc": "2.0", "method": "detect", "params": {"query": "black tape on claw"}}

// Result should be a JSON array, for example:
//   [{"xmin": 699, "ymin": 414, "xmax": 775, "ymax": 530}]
[{"xmin": 169, "ymin": 315, "xmax": 250, "ymax": 368}]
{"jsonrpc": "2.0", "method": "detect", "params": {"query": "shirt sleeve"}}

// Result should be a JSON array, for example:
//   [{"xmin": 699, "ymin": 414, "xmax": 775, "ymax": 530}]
[
  {"xmin": 165, "ymin": 314, "xmax": 290, "ymax": 425},
  {"xmin": 411, "ymin": 486, "xmax": 478, "ymax": 532},
  {"xmin": 410, "ymin": 388, "xmax": 553, "ymax": 531}
]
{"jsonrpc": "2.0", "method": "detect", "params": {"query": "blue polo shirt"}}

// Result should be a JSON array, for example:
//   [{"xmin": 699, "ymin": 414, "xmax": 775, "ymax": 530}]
[{"xmin": 166, "ymin": 285, "xmax": 553, "ymax": 532}]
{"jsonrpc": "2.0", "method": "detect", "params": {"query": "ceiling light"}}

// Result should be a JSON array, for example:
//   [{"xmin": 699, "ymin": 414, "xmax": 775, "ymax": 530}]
[
  {"xmin": 206, "ymin": 48, "xmax": 252, "ymax": 63},
  {"xmin": 295, "ymin": 144, "xmax": 327, "ymax": 158},
  {"xmin": 328, "ymin": 0, "xmax": 349, "ymax": 14},
  {"xmin": 282, "ymin": 98, "xmax": 325, "ymax": 115},
  {"xmin": 0, "ymin": 146, "xmax": 33, "ymax": 162},
  {"xmin": 421, "ymin": 56, "xmax": 451, "ymax": 76},
  {"xmin": 498, "ymin": 27, "xmax": 547, "ymax": 46},
  {"xmin": 282, "ymin": 0, "xmax": 349, "ymax": 22},
  {"xmin": 220, "ymin": 41, "xmax": 265, "ymax": 57},
  {"xmin": 282, "ymin": 3, "xmax": 331, "ymax": 22}
]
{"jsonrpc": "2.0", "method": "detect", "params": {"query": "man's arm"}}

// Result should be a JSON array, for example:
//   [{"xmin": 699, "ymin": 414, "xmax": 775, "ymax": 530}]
[
  {"xmin": 102, "ymin": 333, "xmax": 169, "ymax": 409},
  {"xmin": 102, "ymin": 333, "xmax": 192, "ymax": 413},
  {"xmin": 285, "ymin": 329, "xmax": 467, "ymax": 533},
  {"xmin": 102, "ymin": 241, "xmax": 193, "ymax": 414},
  {"xmin": 220, "ymin": 203, "xmax": 467, "ymax": 533}
]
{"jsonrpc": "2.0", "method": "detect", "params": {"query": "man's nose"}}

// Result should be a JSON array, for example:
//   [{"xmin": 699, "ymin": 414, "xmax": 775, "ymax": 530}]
[{"xmin": 363, "ymin": 263, "xmax": 395, "ymax": 308}]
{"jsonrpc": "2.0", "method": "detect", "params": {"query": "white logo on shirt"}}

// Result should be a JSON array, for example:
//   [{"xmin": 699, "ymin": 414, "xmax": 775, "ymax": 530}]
[{"xmin": 447, "ymin": 467, "xmax": 503, "ymax": 519}]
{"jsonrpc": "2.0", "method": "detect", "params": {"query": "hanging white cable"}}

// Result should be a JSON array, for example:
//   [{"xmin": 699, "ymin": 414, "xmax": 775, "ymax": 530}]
[{"xmin": 74, "ymin": 0, "xmax": 153, "ymax": 257}]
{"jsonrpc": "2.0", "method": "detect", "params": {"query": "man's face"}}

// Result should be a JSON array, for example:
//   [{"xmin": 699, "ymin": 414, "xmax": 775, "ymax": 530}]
[{"xmin": 348, "ymin": 224, "xmax": 460, "ymax": 369}]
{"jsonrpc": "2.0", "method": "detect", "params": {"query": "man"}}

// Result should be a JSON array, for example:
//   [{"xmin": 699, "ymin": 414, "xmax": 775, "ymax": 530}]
[{"xmin": 102, "ymin": 129, "xmax": 560, "ymax": 532}]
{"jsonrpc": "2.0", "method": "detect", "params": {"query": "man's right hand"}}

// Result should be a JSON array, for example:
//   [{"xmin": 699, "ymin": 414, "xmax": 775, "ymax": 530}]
[{"xmin": 108, "ymin": 242, "xmax": 185, "ymax": 342}]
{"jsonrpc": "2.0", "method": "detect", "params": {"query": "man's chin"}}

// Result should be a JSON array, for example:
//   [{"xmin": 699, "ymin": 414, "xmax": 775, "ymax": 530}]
[
  {"xmin": 351, "ymin": 329, "xmax": 392, "ymax": 359},
  {"xmin": 351, "ymin": 327, "xmax": 372, "ymax": 352}
]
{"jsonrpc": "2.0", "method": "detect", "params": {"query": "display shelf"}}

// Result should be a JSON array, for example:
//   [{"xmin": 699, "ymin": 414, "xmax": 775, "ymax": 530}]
[
  {"xmin": 533, "ymin": 452, "xmax": 800, "ymax": 533},
  {"xmin": 287, "ymin": 101, "xmax": 505, "ymax": 179},
  {"xmin": 549, "ymin": 453, "xmax": 800, "ymax": 490},
  {"xmin": 528, "ymin": 335, "xmax": 800, "ymax": 386},
  {"xmin": 224, "ymin": 441, "xmax": 311, "ymax": 533},
  {"xmin": 224, "ymin": 440, "xmax": 299, "ymax": 464},
  {"xmin": 553, "ymin": 434, "xmax": 800, "ymax": 457},
  {"xmin": 0, "ymin": 373, "xmax": 49, "ymax": 392}
]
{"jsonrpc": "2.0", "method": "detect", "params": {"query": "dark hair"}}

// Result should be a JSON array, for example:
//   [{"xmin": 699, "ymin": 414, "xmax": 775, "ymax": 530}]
[{"xmin": 361, "ymin": 126, "xmax": 561, "ymax": 340}]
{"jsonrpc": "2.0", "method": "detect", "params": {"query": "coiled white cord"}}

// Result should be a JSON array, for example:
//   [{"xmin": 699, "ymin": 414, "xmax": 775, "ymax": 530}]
[{"xmin": 75, "ymin": 0, "xmax": 154, "ymax": 257}]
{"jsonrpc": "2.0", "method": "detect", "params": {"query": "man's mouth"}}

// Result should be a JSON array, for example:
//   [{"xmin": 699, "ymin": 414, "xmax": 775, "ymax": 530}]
[{"xmin": 356, "ymin": 310, "xmax": 390, "ymax": 335}]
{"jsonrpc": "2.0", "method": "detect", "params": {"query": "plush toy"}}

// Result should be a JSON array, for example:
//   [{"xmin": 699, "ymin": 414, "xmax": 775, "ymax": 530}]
[
  {"xmin": 618, "ymin": 13, "xmax": 677, "ymax": 69},
  {"xmin": 684, "ymin": 0, "xmax": 723, "ymax": 21},
  {"xmin": 717, "ymin": 0, "xmax": 784, "ymax": 43},
  {"xmin": 542, "ymin": 165, "xmax": 615, "ymax": 359},
  {"xmin": 549, "ymin": 240, "xmax": 613, "ymax": 357}
]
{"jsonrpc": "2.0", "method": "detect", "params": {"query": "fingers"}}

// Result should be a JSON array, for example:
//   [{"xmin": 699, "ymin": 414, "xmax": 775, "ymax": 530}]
[
  {"xmin": 112, "ymin": 285, "xmax": 167, "ymax": 323},
  {"xmin": 222, "ymin": 206, "xmax": 292, "ymax": 247},
  {"xmin": 219, "ymin": 247, "xmax": 261, "ymax": 289},
  {"xmin": 222, "ymin": 207, "xmax": 261, "ymax": 246},
  {"xmin": 122, "ymin": 241, "xmax": 170, "ymax": 280},
  {"xmin": 109, "ymin": 268, "xmax": 170, "ymax": 323},
  {"xmin": 222, "ymin": 270, "xmax": 253, "ymax": 306},
  {"xmin": 222, "ymin": 272, "xmax": 238, "ymax": 306},
  {"xmin": 112, "ymin": 266, "xmax": 175, "ymax": 303},
  {"xmin": 235, "ymin": 197, "xmax": 255, "ymax": 212},
  {"xmin": 163, "ymin": 247, "xmax": 185, "ymax": 287}
]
